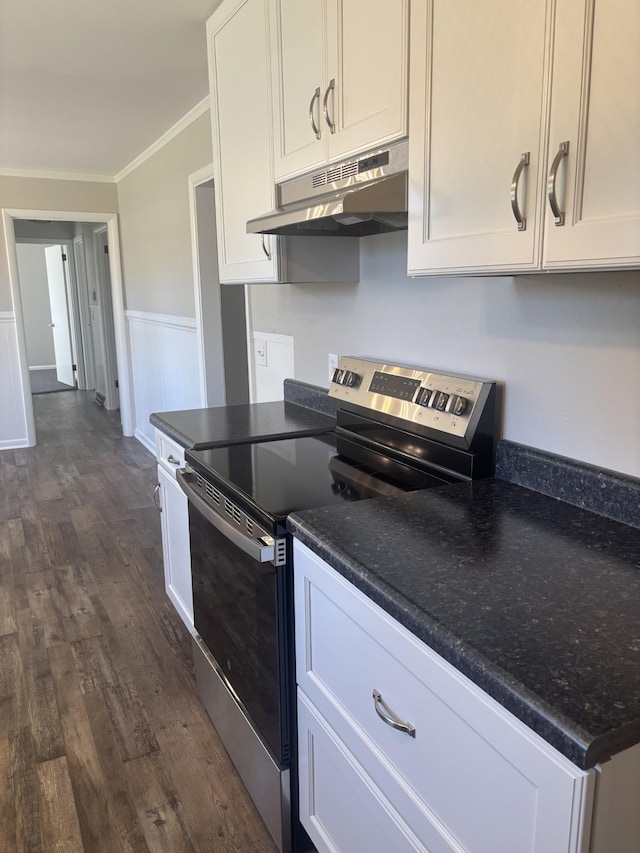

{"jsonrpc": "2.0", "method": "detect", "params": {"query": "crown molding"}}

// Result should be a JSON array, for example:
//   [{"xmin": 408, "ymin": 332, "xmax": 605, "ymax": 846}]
[
  {"xmin": 115, "ymin": 96, "xmax": 210, "ymax": 183},
  {"xmin": 0, "ymin": 168, "xmax": 115, "ymax": 183}
]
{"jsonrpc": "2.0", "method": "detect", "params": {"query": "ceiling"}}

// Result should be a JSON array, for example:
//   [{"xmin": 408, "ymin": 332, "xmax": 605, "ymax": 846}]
[{"xmin": 0, "ymin": 0, "xmax": 223, "ymax": 179}]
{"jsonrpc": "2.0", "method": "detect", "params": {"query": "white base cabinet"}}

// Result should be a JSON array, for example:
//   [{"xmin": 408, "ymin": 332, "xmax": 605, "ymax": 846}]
[
  {"xmin": 155, "ymin": 430, "xmax": 193, "ymax": 633},
  {"xmin": 294, "ymin": 539, "xmax": 640, "ymax": 853}
]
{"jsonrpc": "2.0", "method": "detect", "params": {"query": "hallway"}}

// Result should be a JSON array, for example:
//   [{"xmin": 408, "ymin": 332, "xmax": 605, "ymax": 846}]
[{"xmin": 0, "ymin": 392, "xmax": 277, "ymax": 852}]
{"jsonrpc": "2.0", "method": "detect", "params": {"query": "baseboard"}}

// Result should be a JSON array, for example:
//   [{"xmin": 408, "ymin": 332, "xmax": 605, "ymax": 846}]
[
  {"xmin": 0, "ymin": 437, "xmax": 32, "ymax": 450},
  {"xmin": 29, "ymin": 364, "xmax": 56, "ymax": 371},
  {"xmin": 135, "ymin": 428, "xmax": 156, "ymax": 456}
]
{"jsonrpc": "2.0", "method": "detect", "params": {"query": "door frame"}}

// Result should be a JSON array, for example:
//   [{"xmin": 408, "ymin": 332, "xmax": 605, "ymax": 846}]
[
  {"xmin": 93, "ymin": 225, "xmax": 119, "ymax": 411},
  {"xmin": 2, "ymin": 208, "xmax": 133, "ymax": 444}
]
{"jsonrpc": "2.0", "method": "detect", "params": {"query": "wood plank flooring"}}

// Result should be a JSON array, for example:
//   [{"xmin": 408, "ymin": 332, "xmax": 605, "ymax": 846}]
[{"xmin": 0, "ymin": 392, "xmax": 278, "ymax": 852}]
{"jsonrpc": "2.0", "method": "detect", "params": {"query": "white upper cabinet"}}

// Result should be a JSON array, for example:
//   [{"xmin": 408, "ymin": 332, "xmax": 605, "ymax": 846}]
[
  {"xmin": 408, "ymin": 0, "xmax": 551, "ymax": 276},
  {"xmin": 270, "ymin": 0, "xmax": 409, "ymax": 181},
  {"xmin": 408, "ymin": 0, "xmax": 640, "ymax": 277},
  {"xmin": 542, "ymin": 0, "xmax": 640, "ymax": 270},
  {"xmin": 207, "ymin": 0, "xmax": 280, "ymax": 283}
]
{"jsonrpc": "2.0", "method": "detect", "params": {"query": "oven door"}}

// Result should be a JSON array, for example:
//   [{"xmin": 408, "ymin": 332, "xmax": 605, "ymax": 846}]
[{"xmin": 177, "ymin": 468, "xmax": 290, "ymax": 766}]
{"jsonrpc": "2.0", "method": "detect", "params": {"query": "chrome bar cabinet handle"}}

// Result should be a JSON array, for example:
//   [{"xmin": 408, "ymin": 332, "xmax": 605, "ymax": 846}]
[
  {"xmin": 167, "ymin": 454, "xmax": 180, "ymax": 465},
  {"xmin": 323, "ymin": 78, "xmax": 336, "ymax": 134},
  {"xmin": 372, "ymin": 689, "xmax": 416, "ymax": 738},
  {"xmin": 261, "ymin": 234, "xmax": 271, "ymax": 259},
  {"xmin": 510, "ymin": 152, "xmax": 530, "ymax": 231},
  {"xmin": 153, "ymin": 483, "xmax": 162, "ymax": 512},
  {"xmin": 309, "ymin": 87, "xmax": 321, "ymax": 140},
  {"xmin": 547, "ymin": 140, "xmax": 570, "ymax": 226}
]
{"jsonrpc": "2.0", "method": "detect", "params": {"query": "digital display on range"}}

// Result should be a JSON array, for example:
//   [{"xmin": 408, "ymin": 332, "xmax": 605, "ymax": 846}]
[{"xmin": 368, "ymin": 371, "xmax": 420, "ymax": 401}]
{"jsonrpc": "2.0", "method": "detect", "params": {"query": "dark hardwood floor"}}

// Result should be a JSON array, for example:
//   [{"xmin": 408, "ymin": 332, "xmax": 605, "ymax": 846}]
[{"xmin": 0, "ymin": 391, "xmax": 278, "ymax": 852}]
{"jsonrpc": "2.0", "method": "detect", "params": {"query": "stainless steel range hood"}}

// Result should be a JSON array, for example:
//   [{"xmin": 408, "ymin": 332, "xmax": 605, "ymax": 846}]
[{"xmin": 247, "ymin": 141, "xmax": 408, "ymax": 237}]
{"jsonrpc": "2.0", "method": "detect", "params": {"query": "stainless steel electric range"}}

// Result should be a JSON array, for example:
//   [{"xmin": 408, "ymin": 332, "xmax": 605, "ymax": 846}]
[{"xmin": 177, "ymin": 357, "xmax": 500, "ymax": 852}]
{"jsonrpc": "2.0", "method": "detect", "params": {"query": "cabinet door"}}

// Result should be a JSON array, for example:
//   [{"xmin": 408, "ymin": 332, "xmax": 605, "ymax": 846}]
[
  {"xmin": 542, "ymin": 0, "xmax": 640, "ymax": 269},
  {"xmin": 208, "ymin": 0, "xmax": 280, "ymax": 283},
  {"xmin": 408, "ymin": 0, "xmax": 550, "ymax": 276},
  {"xmin": 157, "ymin": 465, "xmax": 193, "ymax": 632},
  {"xmin": 326, "ymin": 0, "xmax": 408, "ymax": 163},
  {"xmin": 270, "ymin": 0, "xmax": 327, "ymax": 180}
]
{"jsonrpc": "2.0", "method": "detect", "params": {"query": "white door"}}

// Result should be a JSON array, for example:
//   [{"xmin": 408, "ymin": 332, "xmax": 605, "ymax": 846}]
[{"xmin": 44, "ymin": 245, "xmax": 75, "ymax": 387}]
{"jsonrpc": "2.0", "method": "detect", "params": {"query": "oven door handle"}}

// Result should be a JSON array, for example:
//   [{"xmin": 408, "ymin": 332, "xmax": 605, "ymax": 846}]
[{"xmin": 176, "ymin": 468, "xmax": 275, "ymax": 564}]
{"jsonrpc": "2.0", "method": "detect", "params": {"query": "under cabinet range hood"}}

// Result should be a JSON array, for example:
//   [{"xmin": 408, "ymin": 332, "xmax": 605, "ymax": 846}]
[{"xmin": 247, "ymin": 140, "xmax": 408, "ymax": 237}]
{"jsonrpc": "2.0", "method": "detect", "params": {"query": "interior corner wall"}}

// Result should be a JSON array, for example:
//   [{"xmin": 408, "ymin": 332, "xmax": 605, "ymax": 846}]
[
  {"xmin": 116, "ymin": 112, "xmax": 214, "ymax": 448},
  {"xmin": 246, "ymin": 231, "xmax": 640, "ymax": 478},
  {"xmin": 116, "ymin": 112, "xmax": 213, "ymax": 318}
]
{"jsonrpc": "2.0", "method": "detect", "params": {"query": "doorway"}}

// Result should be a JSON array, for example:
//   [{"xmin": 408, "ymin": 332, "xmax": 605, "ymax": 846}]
[
  {"xmin": 3, "ymin": 208, "xmax": 133, "ymax": 446},
  {"xmin": 15, "ymin": 241, "xmax": 77, "ymax": 395},
  {"xmin": 190, "ymin": 169, "xmax": 250, "ymax": 406}
]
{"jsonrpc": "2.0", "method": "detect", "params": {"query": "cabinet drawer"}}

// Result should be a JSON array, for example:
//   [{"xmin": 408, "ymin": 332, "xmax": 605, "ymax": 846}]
[
  {"xmin": 294, "ymin": 541, "xmax": 592, "ymax": 853},
  {"xmin": 155, "ymin": 430, "xmax": 185, "ymax": 478},
  {"xmin": 297, "ymin": 690, "xmax": 427, "ymax": 853}
]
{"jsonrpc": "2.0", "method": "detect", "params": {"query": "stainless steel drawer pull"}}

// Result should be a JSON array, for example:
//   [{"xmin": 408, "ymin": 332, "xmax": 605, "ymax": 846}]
[
  {"xmin": 309, "ymin": 87, "xmax": 321, "ymax": 140},
  {"xmin": 261, "ymin": 234, "xmax": 271, "ymax": 259},
  {"xmin": 153, "ymin": 483, "xmax": 162, "ymax": 512},
  {"xmin": 167, "ymin": 454, "xmax": 180, "ymax": 465},
  {"xmin": 372, "ymin": 689, "xmax": 415, "ymax": 738},
  {"xmin": 510, "ymin": 152, "xmax": 529, "ymax": 231},
  {"xmin": 323, "ymin": 78, "xmax": 336, "ymax": 134},
  {"xmin": 547, "ymin": 140, "xmax": 569, "ymax": 226}
]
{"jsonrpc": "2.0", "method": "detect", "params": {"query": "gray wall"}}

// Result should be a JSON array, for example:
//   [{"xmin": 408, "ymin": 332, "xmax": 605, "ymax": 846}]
[
  {"xmin": 0, "ymin": 175, "xmax": 118, "ymax": 311},
  {"xmin": 248, "ymin": 231, "xmax": 640, "ymax": 478},
  {"xmin": 116, "ymin": 113, "xmax": 213, "ymax": 316}
]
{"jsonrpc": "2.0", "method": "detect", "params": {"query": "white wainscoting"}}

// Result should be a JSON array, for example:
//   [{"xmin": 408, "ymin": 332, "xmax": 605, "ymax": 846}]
[
  {"xmin": 0, "ymin": 312, "xmax": 30, "ymax": 449},
  {"xmin": 126, "ymin": 310, "xmax": 203, "ymax": 453}
]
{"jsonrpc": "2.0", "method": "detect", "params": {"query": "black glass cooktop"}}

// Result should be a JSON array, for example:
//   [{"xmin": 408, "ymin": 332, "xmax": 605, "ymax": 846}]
[{"xmin": 186, "ymin": 432, "xmax": 453, "ymax": 525}]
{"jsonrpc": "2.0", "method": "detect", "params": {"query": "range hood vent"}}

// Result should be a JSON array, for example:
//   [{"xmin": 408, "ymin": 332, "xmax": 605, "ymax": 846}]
[{"xmin": 247, "ymin": 141, "xmax": 408, "ymax": 237}]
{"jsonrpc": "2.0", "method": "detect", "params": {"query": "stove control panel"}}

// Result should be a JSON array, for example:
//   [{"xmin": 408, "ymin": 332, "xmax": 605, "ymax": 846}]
[{"xmin": 328, "ymin": 356, "xmax": 496, "ymax": 443}]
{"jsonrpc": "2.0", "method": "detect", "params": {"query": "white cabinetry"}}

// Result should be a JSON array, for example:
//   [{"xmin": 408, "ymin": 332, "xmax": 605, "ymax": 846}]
[
  {"xmin": 207, "ymin": 0, "xmax": 280, "ymax": 284},
  {"xmin": 408, "ymin": 0, "xmax": 640, "ymax": 276},
  {"xmin": 155, "ymin": 430, "xmax": 193, "ymax": 632},
  {"xmin": 294, "ymin": 539, "xmax": 638, "ymax": 853},
  {"xmin": 270, "ymin": 0, "xmax": 409, "ymax": 181},
  {"xmin": 542, "ymin": 0, "xmax": 640, "ymax": 269},
  {"xmin": 207, "ymin": 0, "xmax": 359, "ymax": 285}
]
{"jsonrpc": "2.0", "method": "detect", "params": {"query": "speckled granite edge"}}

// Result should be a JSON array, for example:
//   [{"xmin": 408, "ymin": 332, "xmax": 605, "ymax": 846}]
[
  {"xmin": 496, "ymin": 440, "xmax": 640, "ymax": 530},
  {"xmin": 283, "ymin": 379, "xmax": 338, "ymax": 417},
  {"xmin": 288, "ymin": 520, "xmax": 608, "ymax": 770}
]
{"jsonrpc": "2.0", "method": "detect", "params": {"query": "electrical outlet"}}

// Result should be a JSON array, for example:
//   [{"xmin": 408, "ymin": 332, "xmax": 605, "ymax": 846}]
[
  {"xmin": 328, "ymin": 353, "xmax": 339, "ymax": 382},
  {"xmin": 255, "ymin": 339, "xmax": 268, "ymax": 367}
]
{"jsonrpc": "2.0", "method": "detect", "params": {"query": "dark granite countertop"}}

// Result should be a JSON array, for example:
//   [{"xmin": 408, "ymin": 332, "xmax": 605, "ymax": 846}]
[
  {"xmin": 288, "ymin": 479, "xmax": 640, "ymax": 770},
  {"xmin": 150, "ymin": 400, "xmax": 335, "ymax": 450}
]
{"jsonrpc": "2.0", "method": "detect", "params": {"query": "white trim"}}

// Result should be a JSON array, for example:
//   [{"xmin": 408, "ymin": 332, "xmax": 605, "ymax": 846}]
[
  {"xmin": 2, "ymin": 208, "xmax": 134, "ymax": 440},
  {"xmin": 134, "ymin": 428, "xmax": 156, "ymax": 456},
  {"xmin": 0, "ymin": 168, "xmax": 115, "ymax": 183},
  {"xmin": 0, "ymin": 438, "xmax": 31, "ymax": 450},
  {"xmin": 115, "ymin": 97, "xmax": 210, "ymax": 183},
  {"xmin": 29, "ymin": 364, "xmax": 57, "ymax": 371},
  {"xmin": 0, "ymin": 311, "xmax": 15, "ymax": 322},
  {"xmin": 188, "ymin": 163, "xmax": 215, "ymax": 407},
  {"xmin": 125, "ymin": 309, "xmax": 197, "ymax": 332}
]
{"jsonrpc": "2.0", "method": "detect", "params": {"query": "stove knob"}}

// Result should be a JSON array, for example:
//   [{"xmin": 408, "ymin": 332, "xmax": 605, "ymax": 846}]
[
  {"xmin": 449, "ymin": 394, "xmax": 468, "ymax": 416},
  {"xmin": 434, "ymin": 391, "xmax": 449, "ymax": 411},
  {"xmin": 342, "ymin": 370, "xmax": 360, "ymax": 388},
  {"xmin": 415, "ymin": 387, "xmax": 432, "ymax": 407}
]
